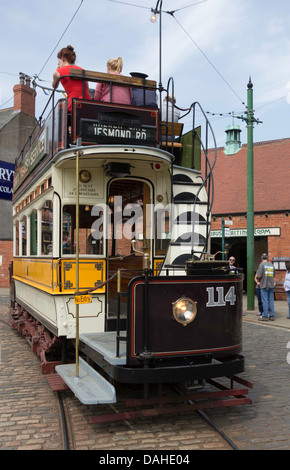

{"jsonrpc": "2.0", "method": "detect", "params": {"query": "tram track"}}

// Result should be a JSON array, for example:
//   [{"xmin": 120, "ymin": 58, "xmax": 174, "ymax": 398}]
[
  {"xmin": 56, "ymin": 381, "xmax": 240, "ymax": 451},
  {"xmin": 0, "ymin": 301, "xmax": 240, "ymax": 451},
  {"xmin": 171, "ymin": 384, "xmax": 240, "ymax": 450},
  {"xmin": 194, "ymin": 408, "xmax": 239, "ymax": 450},
  {"xmin": 56, "ymin": 392, "xmax": 70, "ymax": 450}
]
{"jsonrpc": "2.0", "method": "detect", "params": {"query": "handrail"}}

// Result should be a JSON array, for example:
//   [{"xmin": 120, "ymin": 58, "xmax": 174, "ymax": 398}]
[
  {"xmin": 16, "ymin": 69, "xmax": 160, "ymax": 169},
  {"xmin": 69, "ymin": 68, "xmax": 157, "ymax": 90},
  {"xmin": 189, "ymin": 101, "xmax": 217, "ymax": 258}
]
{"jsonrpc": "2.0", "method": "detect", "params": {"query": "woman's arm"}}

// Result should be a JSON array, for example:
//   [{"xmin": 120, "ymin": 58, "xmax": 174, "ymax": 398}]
[
  {"xmin": 52, "ymin": 70, "xmax": 60, "ymax": 89},
  {"xmin": 94, "ymin": 82, "xmax": 103, "ymax": 101}
]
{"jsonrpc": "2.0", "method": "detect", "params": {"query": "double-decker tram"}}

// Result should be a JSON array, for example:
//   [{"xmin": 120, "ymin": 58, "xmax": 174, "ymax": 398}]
[{"xmin": 9, "ymin": 69, "xmax": 248, "ymax": 408}]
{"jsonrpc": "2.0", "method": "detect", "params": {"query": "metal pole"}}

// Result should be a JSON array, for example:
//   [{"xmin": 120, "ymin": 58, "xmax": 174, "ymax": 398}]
[
  {"xmin": 246, "ymin": 78, "xmax": 254, "ymax": 310},
  {"xmin": 221, "ymin": 217, "xmax": 225, "ymax": 260},
  {"xmin": 75, "ymin": 148, "xmax": 80, "ymax": 376},
  {"xmin": 157, "ymin": 0, "xmax": 163, "ymax": 112}
]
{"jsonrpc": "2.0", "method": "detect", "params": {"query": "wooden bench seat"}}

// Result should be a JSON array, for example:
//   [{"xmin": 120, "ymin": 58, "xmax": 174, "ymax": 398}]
[
  {"xmin": 161, "ymin": 121, "xmax": 183, "ymax": 148},
  {"xmin": 69, "ymin": 68, "xmax": 157, "ymax": 89}
]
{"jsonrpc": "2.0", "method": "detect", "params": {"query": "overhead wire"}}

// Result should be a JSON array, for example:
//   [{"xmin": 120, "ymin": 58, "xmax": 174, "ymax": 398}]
[
  {"xmin": 163, "ymin": 0, "xmax": 208, "ymax": 14},
  {"xmin": 36, "ymin": 0, "xmax": 84, "ymax": 79},
  {"xmin": 107, "ymin": 0, "xmax": 208, "ymax": 11},
  {"xmin": 0, "ymin": 71, "xmax": 19, "ymax": 77},
  {"xmin": 107, "ymin": 0, "xmax": 245, "ymax": 109},
  {"xmin": 107, "ymin": 0, "xmax": 150, "ymax": 9},
  {"xmin": 0, "ymin": 0, "xmax": 83, "ymax": 109},
  {"xmin": 171, "ymin": 13, "xmax": 245, "ymax": 106}
]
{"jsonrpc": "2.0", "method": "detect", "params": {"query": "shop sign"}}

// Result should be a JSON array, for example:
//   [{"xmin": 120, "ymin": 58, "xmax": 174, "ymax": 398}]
[
  {"xmin": 211, "ymin": 227, "xmax": 281, "ymax": 238},
  {"xmin": 0, "ymin": 160, "xmax": 15, "ymax": 200},
  {"xmin": 13, "ymin": 127, "xmax": 48, "ymax": 191}
]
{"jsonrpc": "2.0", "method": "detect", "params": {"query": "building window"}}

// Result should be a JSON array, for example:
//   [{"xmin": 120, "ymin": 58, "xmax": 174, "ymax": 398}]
[{"xmin": 41, "ymin": 200, "xmax": 53, "ymax": 255}]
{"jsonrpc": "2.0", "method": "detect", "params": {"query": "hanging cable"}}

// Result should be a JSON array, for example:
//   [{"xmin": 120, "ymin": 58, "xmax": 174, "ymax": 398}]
[
  {"xmin": 107, "ymin": 0, "xmax": 244, "ymax": 107},
  {"xmin": 37, "ymin": 0, "xmax": 84, "ymax": 79},
  {"xmin": 0, "ymin": 71, "xmax": 19, "ymax": 77},
  {"xmin": 164, "ymin": 0, "xmax": 208, "ymax": 15},
  {"xmin": 171, "ymin": 14, "xmax": 245, "ymax": 106},
  {"xmin": 107, "ymin": 0, "xmax": 208, "ymax": 13},
  {"xmin": 107, "ymin": 0, "xmax": 150, "ymax": 9}
]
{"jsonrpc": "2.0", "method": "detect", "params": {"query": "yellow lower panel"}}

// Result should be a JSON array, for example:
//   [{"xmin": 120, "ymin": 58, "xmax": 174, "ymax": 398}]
[
  {"xmin": 13, "ymin": 258, "xmax": 106, "ymax": 294},
  {"xmin": 61, "ymin": 259, "xmax": 106, "ymax": 293},
  {"xmin": 13, "ymin": 257, "xmax": 57, "ymax": 293}
]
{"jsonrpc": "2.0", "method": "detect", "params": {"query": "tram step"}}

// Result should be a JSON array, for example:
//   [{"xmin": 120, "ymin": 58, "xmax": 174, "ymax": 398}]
[{"xmin": 55, "ymin": 357, "xmax": 116, "ymax": 405}]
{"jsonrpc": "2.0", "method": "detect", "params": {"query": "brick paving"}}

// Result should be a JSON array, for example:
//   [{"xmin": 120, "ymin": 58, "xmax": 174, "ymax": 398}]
[
  {"xmin": 1, "ymin": 292, "xmax": 290, "ymax": 451},
  {"xmin": 0, "ymin": 299, "xmax": 229, "ymax": 450},
  {"xmin": 0, "ymin": 300, "xmax": 62, "ymax": 450},
  {"xmin": 206, "ymin": 320, "xmax": 290, "ymax": 450}
]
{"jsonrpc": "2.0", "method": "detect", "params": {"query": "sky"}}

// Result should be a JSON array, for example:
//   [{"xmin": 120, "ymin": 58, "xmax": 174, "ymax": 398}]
[{"xmin": 1, "ymin": 0, "xmax": 290, "ymax": 149}]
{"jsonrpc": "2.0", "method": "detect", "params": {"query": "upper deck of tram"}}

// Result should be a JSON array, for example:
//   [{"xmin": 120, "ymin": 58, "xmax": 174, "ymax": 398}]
[{"xmin": 12, "ymin": 68, "xmax": 184, "ymax": 201}]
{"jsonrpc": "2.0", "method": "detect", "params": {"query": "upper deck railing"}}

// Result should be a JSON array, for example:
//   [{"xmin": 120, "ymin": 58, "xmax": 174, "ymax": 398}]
[{"xmin": 13, "ymin": 71, "xmax": 216, "ymax": 216}]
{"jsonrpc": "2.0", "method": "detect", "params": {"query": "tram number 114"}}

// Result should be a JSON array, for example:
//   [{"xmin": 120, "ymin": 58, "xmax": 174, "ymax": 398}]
[{"xmin": 206, "ymin": 286, "xmax": 236, "ymax": 307}]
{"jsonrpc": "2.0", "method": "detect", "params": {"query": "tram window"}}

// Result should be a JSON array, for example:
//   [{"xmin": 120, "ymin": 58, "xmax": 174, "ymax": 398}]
[
  {"xmin": 62, "ymin": 205, "xmax": 103, "ymax": 255},
  {"xmin": 21, "ymin": 217, "xmax": 27, "ymax": 256},
  {"xmin": 41, "ymin": 200, "xmax": 53, "ymax": 255},
  {"xmin": 15, "ymin": 221, "xmax": 19, "ymax": 256},
  {"xmin": 30, "ymin": 209, "xmax": 38, "ymax": 255}
]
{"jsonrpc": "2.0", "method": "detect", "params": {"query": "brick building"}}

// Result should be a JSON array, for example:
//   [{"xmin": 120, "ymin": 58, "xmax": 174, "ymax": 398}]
[
  {"xmin": 206, "ymin": 138, "xmax": 290, "ymax": 297},
  {"xmin": 0, "ymin": 74, "xmax": 37, "ymax": 287}
]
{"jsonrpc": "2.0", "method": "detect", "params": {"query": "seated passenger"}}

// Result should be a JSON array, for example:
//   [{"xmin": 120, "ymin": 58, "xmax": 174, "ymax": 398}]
[
  {"xmin": 161, "ymin": 95, "xmax": 180, "ymax": 123},
  {"xmin": 130, "ymin": 72, "xmax": 158, "ymax": 108},
  {"xmin": 52, "ymin": 45, "xmax": 91, "ymax": 112},
  {"xmin": 131, "ymin": 89, "xmax": 158, "ymax": 108},
  {"xmin": 94, "ymin": 57, "xmax": 132, "ymax": 104}
]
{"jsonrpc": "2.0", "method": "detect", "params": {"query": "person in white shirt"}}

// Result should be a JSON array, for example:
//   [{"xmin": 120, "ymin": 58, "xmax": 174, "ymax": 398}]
[{"xmin": 161, "ymin": 94, "xmax": 180, "ymax": 123}]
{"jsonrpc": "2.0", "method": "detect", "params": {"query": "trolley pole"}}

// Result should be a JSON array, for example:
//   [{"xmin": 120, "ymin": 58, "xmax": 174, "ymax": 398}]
[
  {"xmin": 151, "ymin": 0, "xmax": 163, "ymax": 110},
  {"xmin": 75, "ymin": 142, "xmax": 83, "ymax": 376},
  {"xmin": 75, "ymin": 149, "xmax": 80, "ymax": 376}
]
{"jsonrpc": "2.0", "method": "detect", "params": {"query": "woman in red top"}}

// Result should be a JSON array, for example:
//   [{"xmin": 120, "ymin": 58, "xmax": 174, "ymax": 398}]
[{"xmin": 52, "ymin": 45, "xmax": 91, "ymax": 112}]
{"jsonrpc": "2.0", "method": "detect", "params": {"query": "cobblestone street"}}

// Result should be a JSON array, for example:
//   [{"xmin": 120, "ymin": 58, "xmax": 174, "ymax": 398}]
[
  {"xmin": 1, "ymin": 294, "xmax": 290, "ymax": 450},
  {"xmin": 207, "ymin": 319, "xmax": 290, "ymax": 450}
]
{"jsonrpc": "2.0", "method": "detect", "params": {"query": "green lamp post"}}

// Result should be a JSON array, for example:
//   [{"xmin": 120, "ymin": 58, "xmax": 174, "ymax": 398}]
[
  {"xmin": 236, "ymin": 78, "xmax": 262, "ymax": 310},
  {"xmin": 246, "ymin": 78, "xmax": 255, "ymax": 310}
]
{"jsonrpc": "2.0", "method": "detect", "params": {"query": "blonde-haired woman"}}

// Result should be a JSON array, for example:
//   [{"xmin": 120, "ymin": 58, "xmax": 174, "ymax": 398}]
[{"xmin": 94, "ymin": 57, "xmax": 132, "ymax": 104}]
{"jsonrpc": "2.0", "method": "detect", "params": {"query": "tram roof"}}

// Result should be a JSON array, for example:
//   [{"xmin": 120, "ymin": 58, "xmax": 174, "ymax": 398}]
[{"xmin": 53, "ymin": 144, "xmax": 174, "ymax": 168}]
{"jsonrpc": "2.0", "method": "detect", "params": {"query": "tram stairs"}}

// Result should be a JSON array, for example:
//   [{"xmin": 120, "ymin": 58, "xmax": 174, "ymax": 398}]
[{"xmin": 161, "ymin": 166, "xmax": 210, "ymax": 274}]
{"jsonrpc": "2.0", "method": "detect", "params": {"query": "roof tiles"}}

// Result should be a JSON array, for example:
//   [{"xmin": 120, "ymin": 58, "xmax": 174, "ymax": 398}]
[{"xmin": 206, "ymin": 138, "xmax": 290, "ymax": 214}]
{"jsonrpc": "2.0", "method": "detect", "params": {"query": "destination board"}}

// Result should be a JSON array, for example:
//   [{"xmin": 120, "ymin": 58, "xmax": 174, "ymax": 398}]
[
  {"xmin": 81, "ymin": 119, "xmax": 157, "ymax": 145},
  {"xmin": 72, "ymin": 100, "xmax": 158, "ymax": 146}
]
